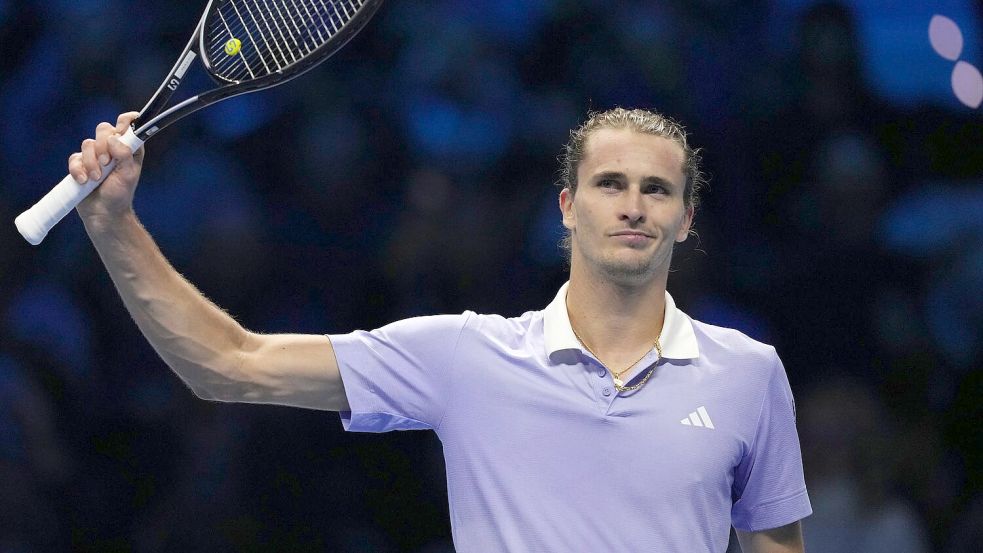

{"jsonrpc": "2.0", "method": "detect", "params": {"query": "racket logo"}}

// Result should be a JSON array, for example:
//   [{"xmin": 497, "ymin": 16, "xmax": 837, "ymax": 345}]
[
  {"xmin": 224, "ymin": 38, "xmax": 242, "ymax": 56},
  {"xmin": 166, "ymin": 52, "xmax": 195, "ymax": 91}
]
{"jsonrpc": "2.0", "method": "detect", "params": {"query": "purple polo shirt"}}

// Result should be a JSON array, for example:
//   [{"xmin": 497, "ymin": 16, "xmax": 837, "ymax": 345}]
[{"xmin": 330, "ymin": 283, "xmax": 812, "ymax": 552}]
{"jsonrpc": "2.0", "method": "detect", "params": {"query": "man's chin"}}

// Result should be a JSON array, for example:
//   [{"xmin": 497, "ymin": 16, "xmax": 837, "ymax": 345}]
[{"xmin": 597, "ymin": 257, "xmax": 660, "ymax": 283}]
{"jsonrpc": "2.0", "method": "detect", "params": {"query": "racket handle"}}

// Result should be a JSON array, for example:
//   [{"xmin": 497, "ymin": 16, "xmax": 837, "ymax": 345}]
[{"xmin": 15, "ymin": 127, "xmax": 144, "ymax": 245}]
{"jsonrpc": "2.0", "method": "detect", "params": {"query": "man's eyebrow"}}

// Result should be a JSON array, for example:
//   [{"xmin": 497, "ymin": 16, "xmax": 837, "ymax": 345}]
[{"xmin": 593, "ymin": 171, "xmax": 628, "ymax": 181}]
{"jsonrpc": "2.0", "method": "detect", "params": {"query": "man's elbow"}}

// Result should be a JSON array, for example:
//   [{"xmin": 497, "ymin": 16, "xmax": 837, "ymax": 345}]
[{"xmin": 163, "ymin": 350, "xmax": 253, "ymax": 402}]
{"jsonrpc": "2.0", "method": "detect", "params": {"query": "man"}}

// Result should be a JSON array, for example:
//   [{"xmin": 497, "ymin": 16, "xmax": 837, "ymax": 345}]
[{"xmin": 71, "ymin": 107, "xmax": 811, "ymax": 552}]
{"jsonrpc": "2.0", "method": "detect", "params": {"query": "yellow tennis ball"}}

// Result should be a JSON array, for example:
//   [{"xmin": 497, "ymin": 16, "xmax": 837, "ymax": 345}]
[{"xmin": 224, "ymin": 38, "xmax": 242, "ymax": 56}]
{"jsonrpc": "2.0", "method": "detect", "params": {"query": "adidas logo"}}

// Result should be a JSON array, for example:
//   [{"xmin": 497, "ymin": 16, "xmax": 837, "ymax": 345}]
[{"xmin": 680, "ymin": 406, "xmax": 715, "ymax": 429}]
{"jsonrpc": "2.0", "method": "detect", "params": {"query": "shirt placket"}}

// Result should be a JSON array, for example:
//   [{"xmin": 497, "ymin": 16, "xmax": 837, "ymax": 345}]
[{"xmin": 584, "ymin": 350, "xmax": 663, "ymax": 411}]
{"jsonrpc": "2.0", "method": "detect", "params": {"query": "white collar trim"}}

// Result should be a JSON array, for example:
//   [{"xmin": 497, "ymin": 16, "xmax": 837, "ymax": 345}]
[{"xmin": 543, "ymin": 282, "xmax": 700, "ymax": 361}]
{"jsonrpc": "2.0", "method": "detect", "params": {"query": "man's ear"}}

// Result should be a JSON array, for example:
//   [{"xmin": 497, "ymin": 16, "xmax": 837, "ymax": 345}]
[
  {"xmin": 675, "ymin": 204, "xmax": 694, "ymax": 243},
  {"xmin": 560, "ymin": 188, "xmax": 576, "ymax": 231}
]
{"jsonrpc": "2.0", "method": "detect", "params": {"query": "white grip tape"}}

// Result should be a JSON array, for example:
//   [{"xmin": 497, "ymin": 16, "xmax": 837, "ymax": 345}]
[{"xmin": 15, "ymin": 127, "xmax": 144, "ymax": 245}]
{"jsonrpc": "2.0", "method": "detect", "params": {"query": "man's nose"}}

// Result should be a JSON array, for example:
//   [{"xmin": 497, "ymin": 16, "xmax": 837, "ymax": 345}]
[{"xmin": 620, "ymin": 188, "xmax": 645, "ymax": 223}]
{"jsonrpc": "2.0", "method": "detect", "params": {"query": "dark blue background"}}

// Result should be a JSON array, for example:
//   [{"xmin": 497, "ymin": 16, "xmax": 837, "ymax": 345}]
[{"xmin": 1, "ymin": 0, "xmax": 980, "ymax": 551}]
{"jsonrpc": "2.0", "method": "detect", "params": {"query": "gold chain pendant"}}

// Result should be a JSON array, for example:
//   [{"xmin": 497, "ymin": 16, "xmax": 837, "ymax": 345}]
[{"xmin": 570, "ymin": 324, "xmax": 663, "ymax": 393}]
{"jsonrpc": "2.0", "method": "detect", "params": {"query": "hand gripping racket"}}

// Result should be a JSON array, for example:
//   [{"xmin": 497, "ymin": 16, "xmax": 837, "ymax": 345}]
[{"xmin": 15, "ymin": 0, "xmax": 384, "ymax": 245}]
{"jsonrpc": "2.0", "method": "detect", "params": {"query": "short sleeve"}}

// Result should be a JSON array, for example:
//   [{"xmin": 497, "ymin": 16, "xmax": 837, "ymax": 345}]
[
  {"xmin": 731, "ymin": 351, "xmax": 813, "ymax": 531},
  {"xmin": 328, "ymin": 312, "xmax": 471, "ymax": 433}
]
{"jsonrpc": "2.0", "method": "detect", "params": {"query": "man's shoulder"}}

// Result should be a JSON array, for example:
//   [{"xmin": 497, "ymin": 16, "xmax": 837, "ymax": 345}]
[
  {"xmin": 462, "ymin": 309, "xmax": 542, "ymax": 338},
  {"xmin": 687, "ymin": 319, "xmax": 788, "ymax": 398},
  {"xmin": 688, "ymin": 317, "xmax": 779, "ymax": 365},
  {"xmin": 368, "ymin": 309, "xmax": 541, "ymax": 347}
]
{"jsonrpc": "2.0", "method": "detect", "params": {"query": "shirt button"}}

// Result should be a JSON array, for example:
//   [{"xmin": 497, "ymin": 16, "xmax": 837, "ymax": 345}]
[
  {"xmin": 597, "ymin": 370, "xmax": 606, "ymax": 378},
  {"xmin": 602, "ymin": 387, "xmax": 612, "ymax": 396}
]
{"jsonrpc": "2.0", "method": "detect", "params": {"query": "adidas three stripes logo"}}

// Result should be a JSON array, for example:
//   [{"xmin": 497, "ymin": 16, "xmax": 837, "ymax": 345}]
[{"xmin": 680, "ymin": 406, "xmax": 715, "ymax": 429}]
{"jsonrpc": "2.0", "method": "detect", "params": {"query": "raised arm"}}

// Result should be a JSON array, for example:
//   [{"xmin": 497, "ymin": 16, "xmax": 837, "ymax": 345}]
[{"xmin": 72, "ymin": 113, "xmax": 350, "ymax": 411}]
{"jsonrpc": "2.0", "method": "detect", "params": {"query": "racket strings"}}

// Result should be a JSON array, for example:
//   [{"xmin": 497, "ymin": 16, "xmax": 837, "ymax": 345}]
[{"xmin": 206, "ymin": 0, "xmax": 366, "ymax": 82}]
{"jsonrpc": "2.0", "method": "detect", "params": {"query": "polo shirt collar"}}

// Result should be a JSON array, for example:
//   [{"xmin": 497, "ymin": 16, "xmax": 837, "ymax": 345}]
[{"xmin": 543, "ymin": 281, "xmax": 700, "ymax": 361}]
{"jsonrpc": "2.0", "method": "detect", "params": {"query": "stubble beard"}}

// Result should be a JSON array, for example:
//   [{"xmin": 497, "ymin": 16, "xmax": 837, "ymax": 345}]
[{"xmin": 578, "ymin": 236, "xmax": 675, "ymax": 287}]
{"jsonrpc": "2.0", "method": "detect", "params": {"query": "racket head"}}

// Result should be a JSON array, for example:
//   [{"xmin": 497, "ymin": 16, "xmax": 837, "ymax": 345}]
[{"xmin": 199, "ymin": 0, "xmax": 383, "ymax": 86}]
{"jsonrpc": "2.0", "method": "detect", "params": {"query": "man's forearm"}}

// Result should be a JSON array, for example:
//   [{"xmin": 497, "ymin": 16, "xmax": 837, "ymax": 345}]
[
  {"xmin": 82, "ymin": 209, "xmax": 249, "ymax": 398},
  {"xmin": 736, "ymin": 521, "xmax": 805, "ymax": 553}
]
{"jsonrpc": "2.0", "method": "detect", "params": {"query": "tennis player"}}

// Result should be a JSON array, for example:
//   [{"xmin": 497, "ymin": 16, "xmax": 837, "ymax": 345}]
[{"xmin": 72, "ymin": 107, "xmax": 811, "ymax": 552}]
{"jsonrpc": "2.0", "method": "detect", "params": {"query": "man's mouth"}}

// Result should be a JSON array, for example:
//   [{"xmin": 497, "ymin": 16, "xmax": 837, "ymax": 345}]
[{"xmin": 610, "ymin": 231, "xmax": 653, "ymax": 245}]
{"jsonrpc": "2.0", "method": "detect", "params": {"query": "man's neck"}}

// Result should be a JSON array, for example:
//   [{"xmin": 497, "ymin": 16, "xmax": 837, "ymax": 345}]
[{"xmin": 565, "ymin": 261, "xmax": 668, "ymax": 363}]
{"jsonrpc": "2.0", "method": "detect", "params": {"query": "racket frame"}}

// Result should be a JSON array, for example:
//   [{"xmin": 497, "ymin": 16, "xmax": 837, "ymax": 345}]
[
  {"xmin": 130, "ymin": 0, "xmax": 383, "ymax": 141},
  {"xmin": 15, "ymin": 0, "xmax": 384, "ymax": 246}
]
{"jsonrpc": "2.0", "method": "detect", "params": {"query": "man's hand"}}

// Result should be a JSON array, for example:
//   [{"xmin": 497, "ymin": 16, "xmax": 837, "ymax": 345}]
[
  {"xmin": 71, "ymin": 111, "xmax": 144, "ymax": 221},
  {"xmin": 736, "ymin": 521, "xmax": 804, "ymax": 553}
]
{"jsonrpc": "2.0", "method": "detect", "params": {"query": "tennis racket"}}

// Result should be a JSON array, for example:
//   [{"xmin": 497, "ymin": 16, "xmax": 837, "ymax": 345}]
[{"xmin": 15, "ymin": 0, "xmax": 384, "ymax": 245}]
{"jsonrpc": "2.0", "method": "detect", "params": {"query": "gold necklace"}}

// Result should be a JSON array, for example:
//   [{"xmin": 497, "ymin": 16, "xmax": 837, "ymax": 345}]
[{"xmin": 570, "ymin": 325, "xmax": 662, "ymax": 392}]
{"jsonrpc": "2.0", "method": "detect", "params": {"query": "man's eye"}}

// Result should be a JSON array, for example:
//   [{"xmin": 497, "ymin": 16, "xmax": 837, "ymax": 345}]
[{"xmin": 599, "ymin": 180, "xmax": 618, "ymax": 188}]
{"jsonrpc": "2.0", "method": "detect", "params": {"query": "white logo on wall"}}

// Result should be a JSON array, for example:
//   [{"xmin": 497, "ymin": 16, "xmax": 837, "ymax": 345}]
[{"xmin": 929, "ymin": 15, "xmax": 982, "ymax": 108}]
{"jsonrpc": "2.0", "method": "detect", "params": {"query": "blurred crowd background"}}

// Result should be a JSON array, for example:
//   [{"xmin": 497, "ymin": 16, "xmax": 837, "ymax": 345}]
[{"xmin": 1, "ymin": 0, "xmax": 981, "ymax": 551}]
